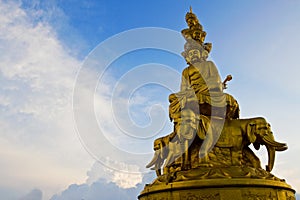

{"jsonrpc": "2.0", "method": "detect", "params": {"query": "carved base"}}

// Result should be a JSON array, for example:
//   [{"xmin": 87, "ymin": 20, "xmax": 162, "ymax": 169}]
[{"xmin": 138, "ymin": 178, "xmax": 295, "ymax": 200}]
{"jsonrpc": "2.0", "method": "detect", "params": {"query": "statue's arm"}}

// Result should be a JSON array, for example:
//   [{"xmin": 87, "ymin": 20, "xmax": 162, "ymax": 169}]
[
  {"xmin": 206, "ymin": 61, "xmax": 223, "ymax": 91},
  {"xmin": 180, "ymin": 67, "xmax": 190, "ymax": 91}
]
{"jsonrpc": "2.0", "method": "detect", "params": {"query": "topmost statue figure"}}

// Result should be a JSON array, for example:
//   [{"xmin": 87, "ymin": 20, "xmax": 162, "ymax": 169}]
[{"xmin": 169, "ymin": 7, "xmax": 239, "ymax": 121}]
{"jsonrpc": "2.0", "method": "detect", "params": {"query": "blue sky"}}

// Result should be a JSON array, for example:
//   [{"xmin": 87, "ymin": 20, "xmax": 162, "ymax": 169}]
[{"xmin": 1, "ymin": 0, "xmax": 300, "ymax": 199}]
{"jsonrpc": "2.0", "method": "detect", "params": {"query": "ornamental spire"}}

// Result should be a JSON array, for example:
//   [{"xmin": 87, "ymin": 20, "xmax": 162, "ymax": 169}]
[{"xmin": 181, "ymin": 8, "xmax": 212, "ymax": 63}]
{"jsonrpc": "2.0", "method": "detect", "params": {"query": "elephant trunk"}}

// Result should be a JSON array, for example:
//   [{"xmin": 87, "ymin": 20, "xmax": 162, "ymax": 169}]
[
  {"xmin": 263, "ymin": 134, "xmax": 288, "ymax": 172},
  {"xmin": 263, "ymin": 134, "xmax": 288, "ymax": 151}
]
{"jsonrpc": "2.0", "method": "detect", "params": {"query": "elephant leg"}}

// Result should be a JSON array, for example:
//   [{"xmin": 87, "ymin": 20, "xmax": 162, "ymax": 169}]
[
  {"xmin": 163, "ymin": 166, "xmax": 169, "ymax": 175},
  {"xmin": 153, "ymin": 160, "xmax": 164, "ymax": 176},
  {"xmin": 199, "ymin": 140, "xmax": 210, "ymax": 162},
  {"xmin": 198, "ymin": 131, "xmax": 213, "ymax": 166},
  {"xmin": 181, "ymin": 140, "xmax": 191, "ymax": 170},
  {"xmin": 155, "ymin": 166, "xmax": 161, "ymax": 177},
  {"xmin": 231, "ymin": 149, "xmax": 242, "ymax": 166},
  {"xmin": 243, "ymin": 146, "xmax": 261, "ymax": 169},
  {"xmin": 198, "ymin": 144, "xmax": 213, "ymax": 167}
]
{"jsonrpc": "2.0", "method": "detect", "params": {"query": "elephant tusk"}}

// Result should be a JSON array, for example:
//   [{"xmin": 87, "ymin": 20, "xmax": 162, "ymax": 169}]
[
  {"xmin": 146, "ymin": 151, "xmax": 160, "ymax": 168},
  {"xmin": 275, "ymin": 145, "xmax": 288, "ymax": 151},
  {"xmin": 262, "ymin": 135, "xmax": 288, "ymax": 152},
  {"xmin": 265, "ymin": 145, "xmax": 275, "ymax": 172}
]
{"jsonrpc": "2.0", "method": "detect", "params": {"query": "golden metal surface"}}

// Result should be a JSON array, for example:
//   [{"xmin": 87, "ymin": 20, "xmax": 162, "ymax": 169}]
[
  {"xmin": 140, "ymin": 8, "xmax": 295, "ymax": 200},
  {"xmin": 139, "ymin": 179, "xmax": 295, "ymax": 200}
]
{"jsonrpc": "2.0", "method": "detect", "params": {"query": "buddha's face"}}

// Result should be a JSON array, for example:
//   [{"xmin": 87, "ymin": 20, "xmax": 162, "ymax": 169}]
[
  {"xmin": 188, "ymin": 49, "xmax": 201, "ymax": 63},
  {"xmin": 187, "ymin": 17, "xmax": 197, "ymax": 27},
  {"xmin": 192, "ymin": 30, "xmax": 201, "ymax": 42},
  {"xmin": 200, "ymin": 34, "xmax": 205, "ymax": 43}
]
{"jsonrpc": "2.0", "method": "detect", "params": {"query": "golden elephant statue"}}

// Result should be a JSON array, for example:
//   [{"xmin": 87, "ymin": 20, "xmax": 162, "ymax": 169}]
[
  {"xmin": 219, "ymin": 117, "xmax": 288, "ymax": 172},
  {"xmin": 178, "ymin": 113, "xmax": 288, "ymax": 172},
  {"xmin": 147, "ymin": 110, "xmax": 287, "ymax": 176},
  {"xmin": 146, "ymin": 109, "xmax": 212, "ymax": 175}
]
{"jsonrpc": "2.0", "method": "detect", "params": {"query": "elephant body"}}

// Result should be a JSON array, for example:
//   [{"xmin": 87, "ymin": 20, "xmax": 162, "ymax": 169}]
[{"xmin": 220, "ymin": 117, "xmax": 287, "ymax": 171}]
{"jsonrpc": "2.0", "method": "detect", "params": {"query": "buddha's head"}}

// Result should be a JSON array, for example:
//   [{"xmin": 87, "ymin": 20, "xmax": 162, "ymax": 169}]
[
  {"xmin": 200, "ymin": 31, "xmax": 206, "ymax": 43},
  {"xmin": 185, "ymin": 7, "xmax": 199, "ymax": 28},
  {"xmin": 182, "ymin": 41, "xmax": 208, "ymax": 64}
]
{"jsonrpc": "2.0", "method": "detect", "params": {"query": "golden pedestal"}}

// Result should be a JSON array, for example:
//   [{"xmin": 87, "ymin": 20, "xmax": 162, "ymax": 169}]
[{"xmin": 139, "ymin": 178, "xmax": 295, "ymax": 200}]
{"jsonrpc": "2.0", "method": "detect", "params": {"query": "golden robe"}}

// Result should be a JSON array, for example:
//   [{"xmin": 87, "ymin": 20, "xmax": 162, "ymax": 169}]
[{"xmin": 169, "ymin": 61, "xmax": 239, "ymax": 120}]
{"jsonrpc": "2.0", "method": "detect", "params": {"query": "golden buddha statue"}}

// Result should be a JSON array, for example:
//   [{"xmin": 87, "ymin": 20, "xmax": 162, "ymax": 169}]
[
  {"xmin": 169, "ymin": 38, "xmax": 239, "ymax": 121},
  {"xmin": 141, "ymin": 8, "xmax": 294, "ymax": 200}
]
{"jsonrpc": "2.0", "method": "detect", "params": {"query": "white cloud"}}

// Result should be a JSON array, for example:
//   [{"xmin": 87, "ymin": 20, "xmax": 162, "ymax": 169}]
[
  {"xmin": 0, "ymin": 1, "xmax": 157, "ymax": 199},
  {"xmin": 0, "ymin": 1, "xmax": 94, "ymax": 199},
  {"xmin": 86, "ymin": 161, "xmax": 143, "ymax": 188},
  {"xmin": 19, "ymin": 189, "xmax": 42, "ymax": 200},
  {"xmin": 50, "ymin": 172, "xmax": 155, "ymax": 200}
]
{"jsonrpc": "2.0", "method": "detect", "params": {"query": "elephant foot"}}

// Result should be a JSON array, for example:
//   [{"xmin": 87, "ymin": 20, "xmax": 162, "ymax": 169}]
[
  {"xmin": 198, "ymin": 163, "xmax": 213, "ymax": 167},
  {"xmin": 198, "ymin": 156, "xmax": 213, "ymax": 167},
  {"xmin": 164, "ymin": 171, "xmax": 178, "ymax": 184},
  {"xmin": 181, "ymin": 163, "xmax": 191, "ymax": 171}
]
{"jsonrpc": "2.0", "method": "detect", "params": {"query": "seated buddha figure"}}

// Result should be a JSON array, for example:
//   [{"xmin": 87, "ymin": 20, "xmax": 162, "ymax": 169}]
[{"xmin": 169, "ymin": 41, "xmax": 239, "ymax": 120}]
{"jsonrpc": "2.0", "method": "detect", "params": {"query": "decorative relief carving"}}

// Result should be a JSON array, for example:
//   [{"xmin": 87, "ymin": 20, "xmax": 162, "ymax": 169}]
[
  {"xmin": 242, "ymin": 191, "xmax": 277, "ymax": 200},
  {"xmin": 181, "ymin": 192, "xmax": 220, "ymax": 200},
  {"xmin": 286, "ymin": 192, "xmax": 296, "ymax": 200},
  {"xmin": 148, "ymin": 197, "xmax": 168, "ymax": 200}
]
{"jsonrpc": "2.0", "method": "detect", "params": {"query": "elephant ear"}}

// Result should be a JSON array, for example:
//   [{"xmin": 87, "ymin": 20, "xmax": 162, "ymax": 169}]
[{"xmin": 247, "ymin": 123, "xmax": 257, "ymax": 143}]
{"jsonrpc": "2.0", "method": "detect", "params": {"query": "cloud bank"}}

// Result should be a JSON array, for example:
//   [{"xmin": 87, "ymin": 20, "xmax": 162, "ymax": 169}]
[
  {"xmin": 0, "ymin": 0, "xmax": 93, "ymax": 198},
  {"xmin": 50, "ymin": 171, "xmax": 155, "ymax": 200},
  {"xmin": 19, "ymin": 189, "xmax": 43, "ymax": 200},
  {"xmin": 0, "ymin": 1, "xmax": 153, "ymax": 199}
]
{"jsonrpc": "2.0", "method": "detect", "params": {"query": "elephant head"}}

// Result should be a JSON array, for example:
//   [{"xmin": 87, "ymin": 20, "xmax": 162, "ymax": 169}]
[
  {"xmin": 147, "ymin": 107, "xmax": 205, "ymax": 174},
  {"xmin": 147, "ymin": 109, "xmax": 204, "ymax": 174},
  {"xmin": 146, "ymin": 136, "xmax": 168, "ymax": 176},
  {"xmin": 146, "ymin": 132, "xmax": 177, "ymax": 176},
  {"xmin": 172, "ymin": 109, "xmax": 214, "ymax": 169},
  {"xmin": 173, "ymin": 109, "xmax": 200, "ymax": 142},
  {"xmin": 246, "ymin": 117, "xmax": 288, "ymax": 172}
]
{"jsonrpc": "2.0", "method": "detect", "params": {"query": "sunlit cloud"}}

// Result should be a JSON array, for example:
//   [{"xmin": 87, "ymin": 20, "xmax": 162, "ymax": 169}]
[{"xmin": 0, "ymin": 1, "xmax": 92, "ymax": 198}]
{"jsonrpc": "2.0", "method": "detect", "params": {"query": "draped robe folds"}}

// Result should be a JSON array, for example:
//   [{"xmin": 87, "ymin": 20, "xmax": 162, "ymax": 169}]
[{"xmin": 169, "ymin": 61, "xmax": 239, "ymax": 120}]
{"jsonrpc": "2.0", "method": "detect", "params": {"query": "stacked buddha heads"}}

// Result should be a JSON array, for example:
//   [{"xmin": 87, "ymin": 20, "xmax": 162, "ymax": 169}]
[{"xmin": 181, "ymin": 7, "xmax": 212, "ymax": 64}]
